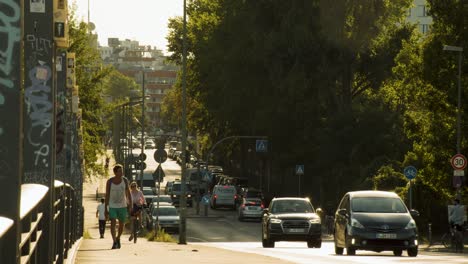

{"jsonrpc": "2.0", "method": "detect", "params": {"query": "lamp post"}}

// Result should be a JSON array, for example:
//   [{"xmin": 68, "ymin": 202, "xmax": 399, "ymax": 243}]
[
  {"xmin": 179, "ymin": 0, "xmax": 188, "ymax": 245},
  {"xmin": 443, "ymin": 44, "xmax": 463, "ymax": 199},
  {"xmin": 141, "ymin": 70, "xmax": 146, "ymax": 189}
]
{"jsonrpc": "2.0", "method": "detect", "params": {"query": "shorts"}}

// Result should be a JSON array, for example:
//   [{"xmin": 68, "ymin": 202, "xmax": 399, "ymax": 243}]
[
  {"xmin": 108, "ymin": 207, "xmax": 128, "ymax": 222},
  {"xmin": 131, "ymin": 204, "xmax": 143, "ymax": 216}
]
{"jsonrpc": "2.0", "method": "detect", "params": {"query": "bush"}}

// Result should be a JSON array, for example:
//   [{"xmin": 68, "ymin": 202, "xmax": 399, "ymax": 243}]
[{"xmin": 146, "ymin": 227, "xmax": 176, "ymax": 242}]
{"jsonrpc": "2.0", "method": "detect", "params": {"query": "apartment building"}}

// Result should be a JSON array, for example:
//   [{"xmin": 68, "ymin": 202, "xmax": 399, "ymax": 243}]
[
  {"xmin": 407, "ymin": 0, "xmax": 433, "ymax": 34},
  {"xmin": 99, "ymin": 38, "xmax": 178, "ymax": 132}
]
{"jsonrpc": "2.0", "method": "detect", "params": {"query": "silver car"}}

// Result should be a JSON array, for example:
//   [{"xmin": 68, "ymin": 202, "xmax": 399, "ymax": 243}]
[
  {"xmin": 152, "ymin": 205, "xmax": 179, "ymax": 233},
  {"xmin": 238, "ymin": 198, "xmax": 264, "ymax": 221}
]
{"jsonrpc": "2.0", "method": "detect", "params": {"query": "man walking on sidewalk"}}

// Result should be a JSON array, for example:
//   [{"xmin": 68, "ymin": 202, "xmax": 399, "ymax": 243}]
[
  {"xmin": 96, "ymin": 198, "xmax": 107, "ymax": 238},
  {"xmin": 105, "ymin": 164, "xmax": 132, "ymax": 249}
]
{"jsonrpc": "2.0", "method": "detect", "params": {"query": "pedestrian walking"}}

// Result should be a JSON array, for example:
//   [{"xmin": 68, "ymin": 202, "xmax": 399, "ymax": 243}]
[
  {"xmin": 96, "ymin": 198, "xmax": 106, "ymax": 238},
  {"xmin": 105, "ymin": 164, "xmax": 132, "ymax": 249}
]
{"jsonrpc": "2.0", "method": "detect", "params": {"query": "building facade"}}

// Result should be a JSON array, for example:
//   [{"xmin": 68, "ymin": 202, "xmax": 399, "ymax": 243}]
[{"xmin": 407, "ymin": 0, "xmax": 433, "ymax": 34}]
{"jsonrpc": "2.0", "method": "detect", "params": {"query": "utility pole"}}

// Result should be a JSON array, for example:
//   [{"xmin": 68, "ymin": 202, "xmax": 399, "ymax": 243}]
[
  {"xmin": 179, "ymin": 0, "xmax": 188, "ymax": 244},
  {"xmin": 140, "ymin": 70, "xmax": 146, "ymax": 188}
]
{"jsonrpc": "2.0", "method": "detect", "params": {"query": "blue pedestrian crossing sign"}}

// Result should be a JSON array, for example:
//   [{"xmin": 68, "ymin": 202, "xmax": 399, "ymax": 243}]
[
  {"xmin": 296, "ymin": 165, "xmax": 304, "ymax": 175},
  {"xmin": 256, "ymin": 140, "xmax": 268, "ymax": 152},
  {"xmin": 403, "ymin": 166, "xmax": 417, "ymax": 180}
]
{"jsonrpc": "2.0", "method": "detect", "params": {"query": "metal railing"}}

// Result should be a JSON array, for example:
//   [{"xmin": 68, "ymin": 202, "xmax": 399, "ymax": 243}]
[{"xmin": 0, "ymin": 181, "xmax": 80, "ymax": 264}]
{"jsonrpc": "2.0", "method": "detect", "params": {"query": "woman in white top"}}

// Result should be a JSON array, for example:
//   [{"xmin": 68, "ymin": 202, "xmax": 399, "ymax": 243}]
[{"xmin": 129, "ymin": 181, "xmax": 146, "ymax": 241}]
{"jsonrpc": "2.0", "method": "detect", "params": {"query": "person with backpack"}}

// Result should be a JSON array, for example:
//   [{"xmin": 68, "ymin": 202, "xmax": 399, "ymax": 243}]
[{"xmin": 105, "ymin": 164, "xmax": 132, "ymax": 249}]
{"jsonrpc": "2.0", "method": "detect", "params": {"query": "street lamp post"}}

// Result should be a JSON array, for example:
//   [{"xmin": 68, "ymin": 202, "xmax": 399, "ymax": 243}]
[
  {"xmin": 443, "ymin": 44, "xmax": 464, "ymax": 199},
  {"xmin": 179, "ymin": 0, "xmax": 188, "ymax": 245},
  {"xmin": 140, "ymin": 71, "xmax": 146, "ymax": 189}
]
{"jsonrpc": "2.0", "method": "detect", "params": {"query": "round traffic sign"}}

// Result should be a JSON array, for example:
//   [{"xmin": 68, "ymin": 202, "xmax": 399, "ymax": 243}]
[
  {"xmin": 153, "ymin": 149, "xmax": 168, "ymax": 163},
  {"xmin": 139, "ymin": 153, "xmax": 147, "ymax": 161},
  {"xmin": 451, "ymin": 154, "xmax": 467, "ymax": 170},
  {"xmin": 403, "ymin": 166, "xmax": 417, "ymax": 180}
]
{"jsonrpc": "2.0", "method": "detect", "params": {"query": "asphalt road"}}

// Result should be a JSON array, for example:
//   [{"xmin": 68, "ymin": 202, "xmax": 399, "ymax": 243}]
[{"xmin": 128, "ymin": 148, "xmax": 468, "ymax": 264}]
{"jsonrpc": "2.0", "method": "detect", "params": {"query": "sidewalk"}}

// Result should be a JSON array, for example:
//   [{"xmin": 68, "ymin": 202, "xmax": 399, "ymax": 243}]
[{"xmin": 73, "ymin": 150, "xmax": 293, "ymax": 264}]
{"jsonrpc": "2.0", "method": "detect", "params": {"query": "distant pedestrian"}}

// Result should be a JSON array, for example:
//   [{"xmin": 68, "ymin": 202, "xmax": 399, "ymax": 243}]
[
  {"xmin": 96, "ymin": 198, "xmax": 106, "ymax": 238},
  {"xmin": 105, "ymin": 164, "xmax": 131, "ymax": 249}
]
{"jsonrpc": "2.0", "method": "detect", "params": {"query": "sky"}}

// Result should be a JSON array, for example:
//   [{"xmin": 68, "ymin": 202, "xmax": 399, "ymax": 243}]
[{"xmin": 72, "ymin": 0, "xmax": 183, "ymax": 54}]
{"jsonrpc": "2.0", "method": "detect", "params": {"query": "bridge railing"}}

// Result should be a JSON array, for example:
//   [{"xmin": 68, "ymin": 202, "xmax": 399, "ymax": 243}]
[{"xmin": 0, "ymin": 181, "xmax": 80, "ymax": 264}]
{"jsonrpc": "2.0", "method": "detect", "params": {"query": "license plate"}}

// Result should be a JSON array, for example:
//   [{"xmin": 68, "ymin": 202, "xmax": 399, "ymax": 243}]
[
  {"xmin": 376, "ymin": 233, "xmax": 396, "ymax": 239},
  {"xmin": 287, "ymin": 228, "xmax": 306, "ymax": 233}
]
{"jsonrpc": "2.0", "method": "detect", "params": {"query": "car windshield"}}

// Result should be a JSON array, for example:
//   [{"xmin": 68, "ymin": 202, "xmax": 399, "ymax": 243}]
[
  {"xmin": 152, "ymin": 196, "xmax": 172, "ymax": 203},
  {"xmin": 172, "ymin": 184, "xmax": 191, "ymax": 192},
  {"xmin": 271, "ymin": 200, "xmax": 314, "ymax": 214},
  {"xmin": 153, "ymin": 207, "xmax": 178, "ymax": 216},
  {"xmin": 351, "ymin": 197, "xmax": 408, "ymax": 213}
]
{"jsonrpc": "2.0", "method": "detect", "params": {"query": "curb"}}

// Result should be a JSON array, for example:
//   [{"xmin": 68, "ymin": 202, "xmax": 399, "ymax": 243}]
[{"xmin": 65, "ymin": 237, "xmax": 83, "ymax": 264}]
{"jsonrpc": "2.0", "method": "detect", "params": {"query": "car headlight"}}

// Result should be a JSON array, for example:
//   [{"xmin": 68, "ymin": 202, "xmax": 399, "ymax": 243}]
[
  {"xmin": 309, "ymin": 218, "xmax": 321, "ymax": 224},
  {"xmin": 405, "ymin": 219, "xmax": 417, "ymax": 229},
  {"xmin": 351, "ymin": 218, "xmax": 364, "ymax": 229},
  {"xmin": 187, "ymin": 194, "xmax": 191, "ymax": 198},
  {"xmin": 270, "ymin": 218, "xmax": 282, "ymax": 224},
  {"xmin": 172, "ymin": 195, "xmax": 176, "ymax": 198}
]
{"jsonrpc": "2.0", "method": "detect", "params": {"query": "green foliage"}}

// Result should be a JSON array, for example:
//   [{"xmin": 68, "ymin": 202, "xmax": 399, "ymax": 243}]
[
  {"xmin": 146, "ymin": 228, "xmax": 176, "ymax": 242},
  {"xmin": 373, "ymin": 165, "xmax": 407, "ymax": 191},
  {"xmin": 68, "ymin": 12, "xmax": 111, "ymax": 177},
  {"xmin": 163, "ymin": 0, "xmax": 467, "ymax": 215}
]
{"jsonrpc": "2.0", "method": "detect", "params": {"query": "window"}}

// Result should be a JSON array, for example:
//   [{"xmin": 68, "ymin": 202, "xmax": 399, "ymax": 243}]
[
  {"xmin": 420, "ymin": 24, "xmax": 430, "ymax": 34},
  {"xmin": 418, "ymin": 5, "xmax": 427, "ymax": 17},
  {"xmin": 351, "ymin": 197, "xmax": 407, "ymax": 213}
]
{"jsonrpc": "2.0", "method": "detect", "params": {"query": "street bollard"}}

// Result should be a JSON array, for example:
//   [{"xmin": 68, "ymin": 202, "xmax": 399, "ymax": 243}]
[
  {"xmin": 428, "ymin": 222, "xmax": 432, "ymax": 246},
  {"xmin": 204, "ymin": 204, "xmax": 208, "ymax": 216},
  {"xmin": 96, "ymin": 187, "xmax": 98, "ymax": 200}
]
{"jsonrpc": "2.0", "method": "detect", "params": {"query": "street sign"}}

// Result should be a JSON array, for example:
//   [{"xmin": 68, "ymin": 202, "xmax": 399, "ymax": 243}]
[
  {"xmin": 451, "ymin": 154, "xmax": 467, "ymax": 170},
  {"xmin": 256, "ymin": 140, "xmax": 268, "ymax": 152},
  {"xmin": 403, "ymin": 166, "xmax": 417, "ymax": 180},
  {"xmin": 453, "ymin": 176, "xmax": 463, "ymax": 188},
  {"xmin": 296, "ymin": 165, "xmax": 304, "ymax": 175},
  {"xmin": 152, "ymin": 164, "xmax": 165, "ymax": 182},
  {"xmin": 153, "ymin": 148, "xmax": 168, "ymax": 163},
  {"xmin": 454, "ymin": 170, "xmax": 465, "ymax": 176},
  {"xmin": 139, "ymin": 153, "xmax": 147, "ymax": 161}
]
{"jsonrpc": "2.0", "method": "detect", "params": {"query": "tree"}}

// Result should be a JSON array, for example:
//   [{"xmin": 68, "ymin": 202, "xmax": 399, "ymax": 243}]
[{"xmin": 68, "ymin": 12, "xmax": 111, "ymax": 177}]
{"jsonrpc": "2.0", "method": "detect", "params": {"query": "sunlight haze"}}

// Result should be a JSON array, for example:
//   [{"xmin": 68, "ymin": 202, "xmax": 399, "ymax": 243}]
[{"xmin": 72, "ymin": 0, "xmax": 183, "ymax": 54}]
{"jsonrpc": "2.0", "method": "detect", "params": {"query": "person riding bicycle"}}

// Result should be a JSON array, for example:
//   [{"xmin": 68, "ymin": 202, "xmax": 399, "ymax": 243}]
[{"xmin": 128, "ymin": 181, "xmax": 146, "ymax": 241}]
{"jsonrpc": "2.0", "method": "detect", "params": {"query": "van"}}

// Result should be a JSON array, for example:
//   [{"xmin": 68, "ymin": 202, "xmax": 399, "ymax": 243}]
[{"xmin": 210, "ymin": 185, "xmax": 237, "ymax": 210}]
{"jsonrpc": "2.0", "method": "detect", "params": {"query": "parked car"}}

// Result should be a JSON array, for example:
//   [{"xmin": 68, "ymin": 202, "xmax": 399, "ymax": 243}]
[
  {"xmin": 262, "ymin": 197, "xmax": 321, "ymax": 248},
  {"xmin": 151, "ymin": 205, "xmax": 179, "ymax": 233},
  {"xmin": 148, "ymin": 195, "xmax": 174, "ymax": 214},
  {"xmin": 333, "ymin": 190, "xmax": 419, "ymax": 257},
  {"xmin": 238, "ymin": 198, "xmax": 264, "ymax": 221},
  {"xmin": 210, "ymin": 185, "xmax": 237, "ymax": 210},
  {"xmin": 164, "ymin": 181, "xmax": 174, "ymax": 195},
  {"xmin": 142, "ymin": 187, "xmax": 157, "ymax": 205}
]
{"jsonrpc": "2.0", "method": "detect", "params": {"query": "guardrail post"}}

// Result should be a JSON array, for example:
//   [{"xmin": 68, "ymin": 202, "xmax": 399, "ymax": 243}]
[{"xmin": 0, "ymin": 0, "xmax": 22, "ymax": 263}]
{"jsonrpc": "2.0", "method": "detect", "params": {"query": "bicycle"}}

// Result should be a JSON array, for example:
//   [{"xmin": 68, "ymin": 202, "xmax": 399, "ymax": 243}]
[{"xmin": 441, "ymin": 224, "xmax": 464, "ymax": 252}]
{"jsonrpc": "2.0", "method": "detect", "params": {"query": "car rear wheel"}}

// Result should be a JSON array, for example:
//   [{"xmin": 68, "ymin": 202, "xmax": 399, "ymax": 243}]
[
  {"xmin": 407, "ymin": 247, "xmax": 418, "ymax": 257},
  {"xmin": 393, "ymin": 249, "xmax": 402, "ymax": 256}
]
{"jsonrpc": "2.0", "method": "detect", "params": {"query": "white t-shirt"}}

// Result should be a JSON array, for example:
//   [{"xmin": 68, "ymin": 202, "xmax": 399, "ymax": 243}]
[{"xmin": 97, "ymin": 203, "xmax": 106, "ymax": 220}]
